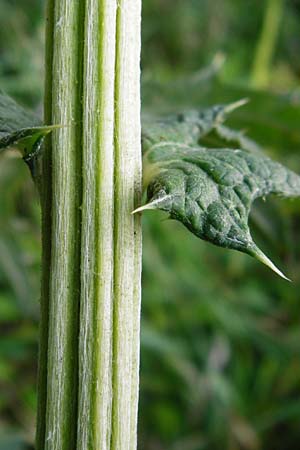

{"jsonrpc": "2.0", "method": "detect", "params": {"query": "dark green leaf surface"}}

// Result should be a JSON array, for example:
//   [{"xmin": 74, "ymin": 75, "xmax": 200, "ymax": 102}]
[
  {"xmin": 138, "ymin": 103, "xmax": 300, "ymax": 279},
  {"xmin": 0, "ymin": 92, "xmax": 54, "ymax": 180},
  {"xmin": 0, "ymin": 91, "xmax": 39, "ymax": 133}
]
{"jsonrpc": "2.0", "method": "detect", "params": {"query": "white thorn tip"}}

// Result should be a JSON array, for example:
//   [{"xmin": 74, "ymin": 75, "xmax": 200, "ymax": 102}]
[
  {"xmin": 253, "ymin": 247, "xmax": 291, "ymax": 282},
  {"xmin": 225, "ymin": 98, "xmax": 249, "ymax": 114},
  {"xmin": 131, "ymin": 203, "xmax": 156, "ymax": 214},
  {"xmin": 131, "ymin": 195, "xmax": 173, "ymax": 214}
]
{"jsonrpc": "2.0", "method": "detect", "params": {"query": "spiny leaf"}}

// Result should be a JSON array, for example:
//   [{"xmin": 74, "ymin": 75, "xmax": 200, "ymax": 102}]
[
  {"xmin": 0, "ymin": 90, "xmax": 39, "ymax": 133},
  {"xmin": 142, "ymin": 74, "xmax": 300, "ymax": 155},
  {"xmin": 137, "ymin": 102, "xmax": 300, "ymax": 280},
  {"xmin": 142, "ymin": 99, "xmax": 248, "ymax": 151},
  {"xmin": 0, "ymin": 92, "xmax": 54, "ymax": 181},
  {"xmin": 0, "ymin": 125, "xmax": 54, "ymax": 156},
  {"xmin": 214, "ymin": 124, "xmax": 262, "ymax": 153}
]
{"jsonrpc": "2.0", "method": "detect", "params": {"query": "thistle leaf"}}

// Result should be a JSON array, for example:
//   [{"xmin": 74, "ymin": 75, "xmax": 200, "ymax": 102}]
[
  {"xmin": 0, "ymin": 91, "xmax": 39, "ymax": 133},
  {"xmin": 214, "ymin": 124, "xmax": 262, "ymax": 153},
  {"xmin": 0, "ymin": 92, "xmax": 55, "ymax": 181},
  {"xmin": 139, "ymin": 103, "xmax": 300, "ymax": 279}
]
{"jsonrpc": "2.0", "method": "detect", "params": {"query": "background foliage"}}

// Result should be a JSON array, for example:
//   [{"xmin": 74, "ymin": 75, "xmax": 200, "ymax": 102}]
[{"xmin": 0, "ymin": 0, "xmax": 300, "ymax": 449}]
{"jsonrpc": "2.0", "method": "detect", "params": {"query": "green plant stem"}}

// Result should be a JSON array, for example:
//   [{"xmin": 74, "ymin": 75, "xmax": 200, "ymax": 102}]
[
  {"xmin": 35, "ymin": 0, "xmax": 54, "ymax": 447},
  {"xmin": 77, "ymin": 0, "xmax": 117, "ymax": 449},
  {"xmin": 37, "ymin": 0, "xmax": 142, "ymax": 449},
  {"xmin": 111, "ymin": 1, "xmax": 142, "ymax": 448},
  {"xmin": 37, "ymin": 1, "xmax": 84, "ymax": 449},
  {"xmin": 251, "ymin": 0, "xmax": 284, "ymax": 88}
]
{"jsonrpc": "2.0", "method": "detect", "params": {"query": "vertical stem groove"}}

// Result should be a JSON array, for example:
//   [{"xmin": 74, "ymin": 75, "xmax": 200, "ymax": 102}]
[
  {"xmin": 35, "ymin": 0, "xmax": 54, "ymax": 447},
  {"xmin": 77, "ymin": 1, "xmax": 117, "ymax": 449},
  {"xmin": 38, "ymin": 1, "xmax": 142, "ymax": 449},
  {"xmin": 39, "ymin": 1, "xmax": 84, "ymax": 449}
]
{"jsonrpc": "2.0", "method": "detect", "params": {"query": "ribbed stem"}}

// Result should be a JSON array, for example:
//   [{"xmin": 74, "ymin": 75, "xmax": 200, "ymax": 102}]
[
  {"xmin": 77, "ymin": 0, "xmax": 117, "ymax": 449},
  {"xmin": 111, "ymin": 1, "xmax": 142, "ymax": 449},
  {"xmin": 37, "ymin": 0, "xmax": 142, "ymax": 449},
  {"xmin": 37, "ymin": 1, "xmax": 84, "ymax": 449}
]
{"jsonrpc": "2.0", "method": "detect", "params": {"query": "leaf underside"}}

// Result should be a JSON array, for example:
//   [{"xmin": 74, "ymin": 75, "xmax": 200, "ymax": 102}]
[{"xmin": 139, "ymin": 102, "xmax": 300, "ymax": 280}]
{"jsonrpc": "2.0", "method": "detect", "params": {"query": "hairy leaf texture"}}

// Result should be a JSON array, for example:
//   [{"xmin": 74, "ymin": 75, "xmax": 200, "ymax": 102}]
[{"xmin": 137, "ymin": 102, "xmax": 300, "ymax": 279}]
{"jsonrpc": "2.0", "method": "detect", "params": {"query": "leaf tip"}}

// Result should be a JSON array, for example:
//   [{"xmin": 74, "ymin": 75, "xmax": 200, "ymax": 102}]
[
  {"xmin": 250, "ymin": 245, "xmax": 291, "ymax": 282},
  {"xmin": 131, "ymin": 204, "xmax": 154, "ymax": 214},
  {"xmin": 132, "ymin": 194, "xmax": 173, "ymax": 215},
  {"xmin": 225, "ymin": 98, "xmax": 249, "ymax": 114}
]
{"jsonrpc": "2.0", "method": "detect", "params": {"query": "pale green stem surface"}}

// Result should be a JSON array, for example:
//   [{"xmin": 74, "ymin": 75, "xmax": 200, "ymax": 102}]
[
  {"xmin": 77, "ymin": 0, "xmax": 116, "ymax": 449},
  {"xmin": 37, "ymin": 0, "xmax": 142, "ymax": 449},
  {"xmin": 38, "ymin": 1, "xmax": 84, "ymax": 449},
  {"xmin": 112, "ymin": 1, "xmax": 142, "ymax": 448}
]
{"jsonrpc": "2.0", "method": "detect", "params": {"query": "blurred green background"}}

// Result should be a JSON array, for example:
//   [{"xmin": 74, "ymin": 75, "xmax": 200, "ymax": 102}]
[{"xmin": 1, "ymin": 0, "xmax": 300, "ymax": 449}]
